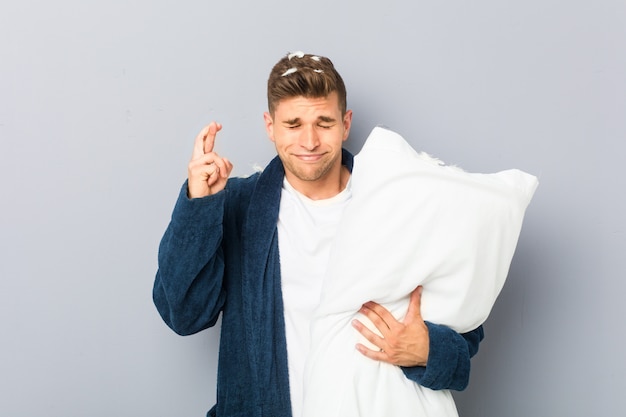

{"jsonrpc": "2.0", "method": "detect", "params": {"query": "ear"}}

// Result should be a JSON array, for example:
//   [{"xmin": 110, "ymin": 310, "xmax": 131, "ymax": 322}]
[
  {"xmin": 263, "ymin": 112, "xmax": 275, "ymax": 142},
  {"xmin": 342, "ymin": 109, "xmax": 353, "ymax": 141}
]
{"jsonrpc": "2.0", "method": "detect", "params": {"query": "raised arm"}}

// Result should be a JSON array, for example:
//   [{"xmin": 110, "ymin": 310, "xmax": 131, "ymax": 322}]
[{"xmin": 153, "ymin": 123, "xmax": 234, "ymax": 336}]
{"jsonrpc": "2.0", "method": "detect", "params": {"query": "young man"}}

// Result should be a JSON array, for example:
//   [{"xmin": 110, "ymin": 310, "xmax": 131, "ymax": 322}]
[{"xmin": 153, "ymin": 52, "xmax": 483, "ymax": 417}]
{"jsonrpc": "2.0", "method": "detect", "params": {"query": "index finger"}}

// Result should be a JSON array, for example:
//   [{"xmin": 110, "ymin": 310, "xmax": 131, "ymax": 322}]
[
  {"xmin": 192, "ymin": 122, "xmax": 222, "ymax": 158},
  {"xmin": 203, "ymin": 122, "xmax": 223, "ymax": 154},
  {"xmin": 360, "ymin": 301, "xmax": 398, "ymax": 332}
]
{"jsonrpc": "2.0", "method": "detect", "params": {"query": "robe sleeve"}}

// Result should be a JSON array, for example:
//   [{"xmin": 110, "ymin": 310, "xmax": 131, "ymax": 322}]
[
  {"xmin": 401, "ymin": 323, "xmax": 485, "ymax": 391},
  {"xmin": 153, "ymin": 181, "xmax": 228, "ymax": 336}
]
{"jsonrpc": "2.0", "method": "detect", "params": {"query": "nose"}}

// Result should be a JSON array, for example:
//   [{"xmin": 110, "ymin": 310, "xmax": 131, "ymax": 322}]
[{"xmin": 300, "ymin": 125, "xmax": 320, "ymax": 151}]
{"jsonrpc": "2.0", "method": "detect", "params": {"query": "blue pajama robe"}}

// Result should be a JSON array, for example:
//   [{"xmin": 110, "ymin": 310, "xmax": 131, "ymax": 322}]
[{"xmin": 153, "ymin": 149, "xmax": 483, "ymax": 417}]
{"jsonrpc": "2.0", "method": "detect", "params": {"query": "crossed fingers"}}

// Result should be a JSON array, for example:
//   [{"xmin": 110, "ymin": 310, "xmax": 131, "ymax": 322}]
[{"xmin": 187, "ymin": 122, "xmax": 233, "ymax": 198}]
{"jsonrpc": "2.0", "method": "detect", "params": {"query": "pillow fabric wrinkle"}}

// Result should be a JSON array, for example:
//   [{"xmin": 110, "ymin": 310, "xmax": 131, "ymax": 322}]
[{"xmin": 302, "ymin": 126, "xmax": 538, "ymax": 417}]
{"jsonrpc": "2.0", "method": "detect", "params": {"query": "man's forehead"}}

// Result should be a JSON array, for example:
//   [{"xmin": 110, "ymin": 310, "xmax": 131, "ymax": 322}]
[{"xmin": 274, "ymin": 94, "xmax": 342, "ymax": 118}]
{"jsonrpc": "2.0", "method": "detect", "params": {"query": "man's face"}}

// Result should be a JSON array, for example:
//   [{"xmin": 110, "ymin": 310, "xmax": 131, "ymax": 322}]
[{"xmin": 264, "ymin": 92, "xmax": 352, "ymax": 195}]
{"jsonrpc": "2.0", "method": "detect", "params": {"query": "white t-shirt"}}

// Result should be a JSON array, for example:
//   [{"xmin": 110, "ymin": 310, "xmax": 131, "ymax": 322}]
[{"xmin": 277, "ymin": 177, "xmax": 352, "ymax": 417}]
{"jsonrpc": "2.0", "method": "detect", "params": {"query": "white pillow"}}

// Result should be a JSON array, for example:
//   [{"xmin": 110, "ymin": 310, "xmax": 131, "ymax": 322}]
[{"xmin": 302, "ymin": 126, "xmax": 538, "ymax": 417}]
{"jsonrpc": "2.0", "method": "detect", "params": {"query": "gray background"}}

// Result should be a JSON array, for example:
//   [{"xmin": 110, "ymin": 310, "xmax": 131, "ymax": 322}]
[{"xmin": 1, "ymin": 1, "xmax": 624, "ymax": 416}]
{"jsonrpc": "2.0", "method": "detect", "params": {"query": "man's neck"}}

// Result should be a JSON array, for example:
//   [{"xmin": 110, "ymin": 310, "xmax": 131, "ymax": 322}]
[{"xmin": 286, "ymin": 165, "xmax": 351, "ymax": 201}]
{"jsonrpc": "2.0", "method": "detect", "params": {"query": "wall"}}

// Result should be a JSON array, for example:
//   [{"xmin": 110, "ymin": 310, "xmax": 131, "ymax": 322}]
[{"xmin": 1, "ymin": 1, "xmax": 624, "ymax": 416}]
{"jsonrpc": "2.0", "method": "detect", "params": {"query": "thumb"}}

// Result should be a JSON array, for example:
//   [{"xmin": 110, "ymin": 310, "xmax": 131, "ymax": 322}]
[{"xmin": 404, "ymin": 285, "xmax": 423, "ymax": 324}]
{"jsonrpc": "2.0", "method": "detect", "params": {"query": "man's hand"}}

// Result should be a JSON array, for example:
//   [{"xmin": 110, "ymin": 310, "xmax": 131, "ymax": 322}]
[
  {"xmin": 351, "ymin": 286, "xmax": 429, "ymax": 367},
  {"xmin": 187, "ymin": 122, "xmax": 234, "ymax": 198}
]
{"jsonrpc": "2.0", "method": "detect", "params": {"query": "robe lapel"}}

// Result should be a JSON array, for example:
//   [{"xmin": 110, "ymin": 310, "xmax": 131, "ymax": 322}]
[{"xmin": 241, "ymin": 156, "xmax": 287, "ymax": 402}]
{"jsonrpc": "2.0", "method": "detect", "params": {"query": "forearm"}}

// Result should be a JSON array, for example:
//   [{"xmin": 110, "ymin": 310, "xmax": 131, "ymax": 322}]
[
  {"xmin": 153, "ymin": 182, "xmax": 228, "ymax": 336},
  {"xmin": 401, "ymin": 323, "xmax": 484, "ymax": 391}
]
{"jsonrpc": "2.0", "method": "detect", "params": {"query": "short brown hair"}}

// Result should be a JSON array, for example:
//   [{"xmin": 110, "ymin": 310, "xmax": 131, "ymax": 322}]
[{"xmin": 267, "ymin": 52, "xmax": 347, "ymax": 116}]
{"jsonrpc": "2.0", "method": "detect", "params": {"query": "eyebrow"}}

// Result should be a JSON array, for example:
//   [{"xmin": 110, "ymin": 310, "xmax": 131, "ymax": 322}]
[{"xmin": 283, "ymin": 116, "xmax": 337, "ymax": 125}]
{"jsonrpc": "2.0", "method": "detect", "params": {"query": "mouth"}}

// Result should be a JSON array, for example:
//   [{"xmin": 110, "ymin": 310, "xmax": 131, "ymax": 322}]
[{"xmin": 294, "ymin": 153, "xmax": 325, "ymax": 162}]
